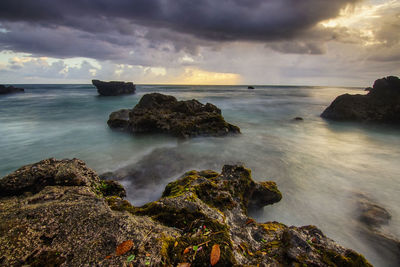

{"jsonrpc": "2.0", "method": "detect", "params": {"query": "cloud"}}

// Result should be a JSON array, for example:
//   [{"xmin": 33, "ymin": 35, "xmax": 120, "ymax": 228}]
[
  {"xmin": 319, "ymin": 0, "xmax": 400, "ymax": 62},
  {"xmin": 0, "ymin": 54, "xmax": 243, "ymax": 85},
  {"xmin": 0, "ymin": 0, "xmax": 360, "ymax": 61},
  {"xmin": 267, "ymin": 41, "xmax": 327, "ymax": 55},
  {"xmin": 0, "ymin": 0, "xmax": 398, "ymax": 86},
  {"xmin": 0, "ymin": 1, "xmax": 360, "ymax": 40},
  {"xmin": 0, "ymin": 56, "xmax": 99, "ymax": 83}
]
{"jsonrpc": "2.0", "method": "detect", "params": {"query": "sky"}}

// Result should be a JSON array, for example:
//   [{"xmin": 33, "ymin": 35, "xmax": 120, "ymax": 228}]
[{"xmin": 0, "ymin": 0, "xmax": 399, "ymax": 86}]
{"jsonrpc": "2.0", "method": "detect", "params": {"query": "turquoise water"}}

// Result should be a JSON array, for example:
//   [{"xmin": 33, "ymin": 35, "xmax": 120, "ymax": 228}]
[{"xmin": 1, "ymin": 84, "xmax": 399, "ymax": 266}]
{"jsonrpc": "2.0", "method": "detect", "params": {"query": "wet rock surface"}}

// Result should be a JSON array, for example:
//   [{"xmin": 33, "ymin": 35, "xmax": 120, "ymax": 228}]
[
  {"xmin": 0, "ymin": 159, "xmax": 372, "ymax": 266},
  {"xmin": 321, "ymin": 76, "xmax": 400, "ymax": 123},
  {"xmin": 0, "ymin": 85, "xmax": 24, "ymax": 95},
  {"xmin": 107, "ymin": 93, "xmax": 241, "ymax": 138},
  {"xmin": 357, "ymin": 194, "xmax": 391, "ymax": 228},
  {"xmin": 354, "ymin": 193, "xmax": 400, "ymax": 265},
  {"xmin": 92, "ymin": 79, "xmax": 136, "ymax": 96}
]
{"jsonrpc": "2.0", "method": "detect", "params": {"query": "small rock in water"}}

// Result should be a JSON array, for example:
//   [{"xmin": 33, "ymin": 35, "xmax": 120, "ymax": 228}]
[
  {"xmin": 248, "ymin": 86, "xmax": 255, "ymax": 89},
  {"xmin": 357, "ymin": 195, "xmax": 391, "ymax": 228},
  {"xmin": 354, "ymin": 193, "xmax": 400, "ymax": 265}
]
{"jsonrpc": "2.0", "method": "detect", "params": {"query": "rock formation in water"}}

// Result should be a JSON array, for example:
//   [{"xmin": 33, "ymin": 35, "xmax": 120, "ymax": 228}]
[
  {"xmin": 321, "ymin": 76, "xmax": 400, "ymax": 123},
  {"xmin": 248, "ymin": 86, "xmax": 255, "ymax": 89},
  {"xmin": 0, "ymin": 158, "xmax": 372, "ymax": 266},
  {"xmin": 0, "ymin": 85, "xmax": 24, "ymax": 95},
  {"xmin": 108, "ymin": 93, "xmax": 241, "ymax": 138},
  {"xmin": 92, "ymin": 79, "xmax": 136, "ymax": 96},
  {"xmin": 355, "ymin": 193, "xmax": 400, "ymax": 265}
]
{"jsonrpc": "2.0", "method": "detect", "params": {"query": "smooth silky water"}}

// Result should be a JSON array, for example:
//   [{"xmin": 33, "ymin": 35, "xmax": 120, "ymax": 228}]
[{"xmin": 0, "ymin": 84, "xmax": 399, "ymax": 266}]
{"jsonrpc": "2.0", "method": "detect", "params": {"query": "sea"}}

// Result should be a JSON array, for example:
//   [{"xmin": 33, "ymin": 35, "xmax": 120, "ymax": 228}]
[{"xmin": 0, "ymin": 84, "xmax": 399, "ymax": 266}]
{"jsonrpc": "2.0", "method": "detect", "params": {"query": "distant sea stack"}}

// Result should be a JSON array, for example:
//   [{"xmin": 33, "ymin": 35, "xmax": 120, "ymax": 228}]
[
  {"xmin": 321, "ymin": 76, "xmax": 400, "ymax": 123},
  {"xmin": 248, "ymin": 86, "xmax": 255, "ymax": 89},
  {"xmin": 92, "ymin": 79, "xmax": 136, "ymax": 96},
  {"xmin": 108, "ymin": 93, "xmax": 241, "ymax": 138},
  {"xmin": 0, "ymin": 85, "xmax": 24, "ymax": 95}
]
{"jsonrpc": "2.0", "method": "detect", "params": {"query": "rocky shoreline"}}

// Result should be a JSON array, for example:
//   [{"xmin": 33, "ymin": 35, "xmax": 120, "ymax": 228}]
[{"xmin": 0, "ymin": 158, "xmax": 372, "ymax": 266}]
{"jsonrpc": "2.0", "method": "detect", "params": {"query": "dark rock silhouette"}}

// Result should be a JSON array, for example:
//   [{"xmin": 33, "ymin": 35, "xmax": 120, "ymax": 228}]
[
  {"xmin": 248, "ymin": 86, "xmax": 255, "ymax": 89},
  {"xmin": 0, "ymin": 85, "xmax": 24, "ymax": 95},
  {"xmin": 321, "ymin": 76, "xmax": 400, "ymax": 123},
  {"xmin": 108, "ymin": 93, "xmax": 241, "ymax": 138},
  {"xmin": 92, "ymin": 79, "xmax": 136, "ymax": 96}
]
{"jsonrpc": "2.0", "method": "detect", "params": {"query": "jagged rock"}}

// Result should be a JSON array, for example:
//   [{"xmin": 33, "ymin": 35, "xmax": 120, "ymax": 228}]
[
  {"xmin": 321, "ymin": 76, "xmax": 400, "ymax": 123},
  {"xmin": 0, "ymin": 159, "xmax": 176, "ymax": 266},
  {"xmin": 107, "ymin": 93, "xmax": 241, "ymax": 138},
  {"xmin": 0, "ymin": 159, "xmax": 372, "ymax": 266},
  {"xmin": 0, "ymin": 85, "xmax": 24, "ymax": 95},
  {"xmin": 107, "ymin": 109, "xmax": 131, "ymax": 129},
  {"xmin": 92, "ymin": 79, "xmax": 136, "ymax": 96},
  {"xmin": 0, "ymin": 158, "xmax": 100, "ymax": 197}
]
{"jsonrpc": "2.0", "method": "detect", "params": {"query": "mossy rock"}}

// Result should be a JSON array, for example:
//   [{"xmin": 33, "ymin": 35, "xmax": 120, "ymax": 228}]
[
  {"xmin": 0, "ymin": 159, "xmax": 373, "ymax": 267},
  {"xmin": 108, "ymin": 93, "xmax": 241, "ymax": 138},
  {"xmin": 322, "ymin": 249, "xmax": 373, "ymax": 267}
]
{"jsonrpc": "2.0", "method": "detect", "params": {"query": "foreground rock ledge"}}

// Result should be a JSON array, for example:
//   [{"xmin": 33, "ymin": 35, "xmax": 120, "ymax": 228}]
[
  {"xmin": 0, "ymin": 159, "xmax": 371, "ymax": 266},
  {"xmin": 108, "ymin": 93, "xmax": 241, "ymax": 138},
  {"xmin": 92, "ymin": 79, "xmax": 136, "ymax": 96},
  {"xmin": 321, "ymin": 76, "xmax": 400, "ymax": 123}
]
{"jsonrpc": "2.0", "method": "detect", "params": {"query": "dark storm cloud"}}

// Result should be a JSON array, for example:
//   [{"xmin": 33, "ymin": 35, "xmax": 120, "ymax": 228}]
[
  {"xmin": 0, "ymin": 0, "xmax": 359, "ymax": 40},
  {"xmin": 0, "ymin": 0, "xmax": 360, "ymax": 60}
]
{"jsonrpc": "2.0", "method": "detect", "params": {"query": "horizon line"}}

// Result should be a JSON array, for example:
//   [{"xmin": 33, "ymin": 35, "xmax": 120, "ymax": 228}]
[{"xmin": 2, "ymin": 82, "xmax": 364, "ymax": 88}]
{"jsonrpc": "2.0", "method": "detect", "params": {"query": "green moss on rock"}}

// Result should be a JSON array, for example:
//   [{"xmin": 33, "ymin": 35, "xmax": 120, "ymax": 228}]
[
  {"xmin": 322, "ymin": 249, "xmax": 373, "ymax": 267},
  {"xmin": 0, "ymin": 160, "xmax": 374, "ymax": 267}
]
